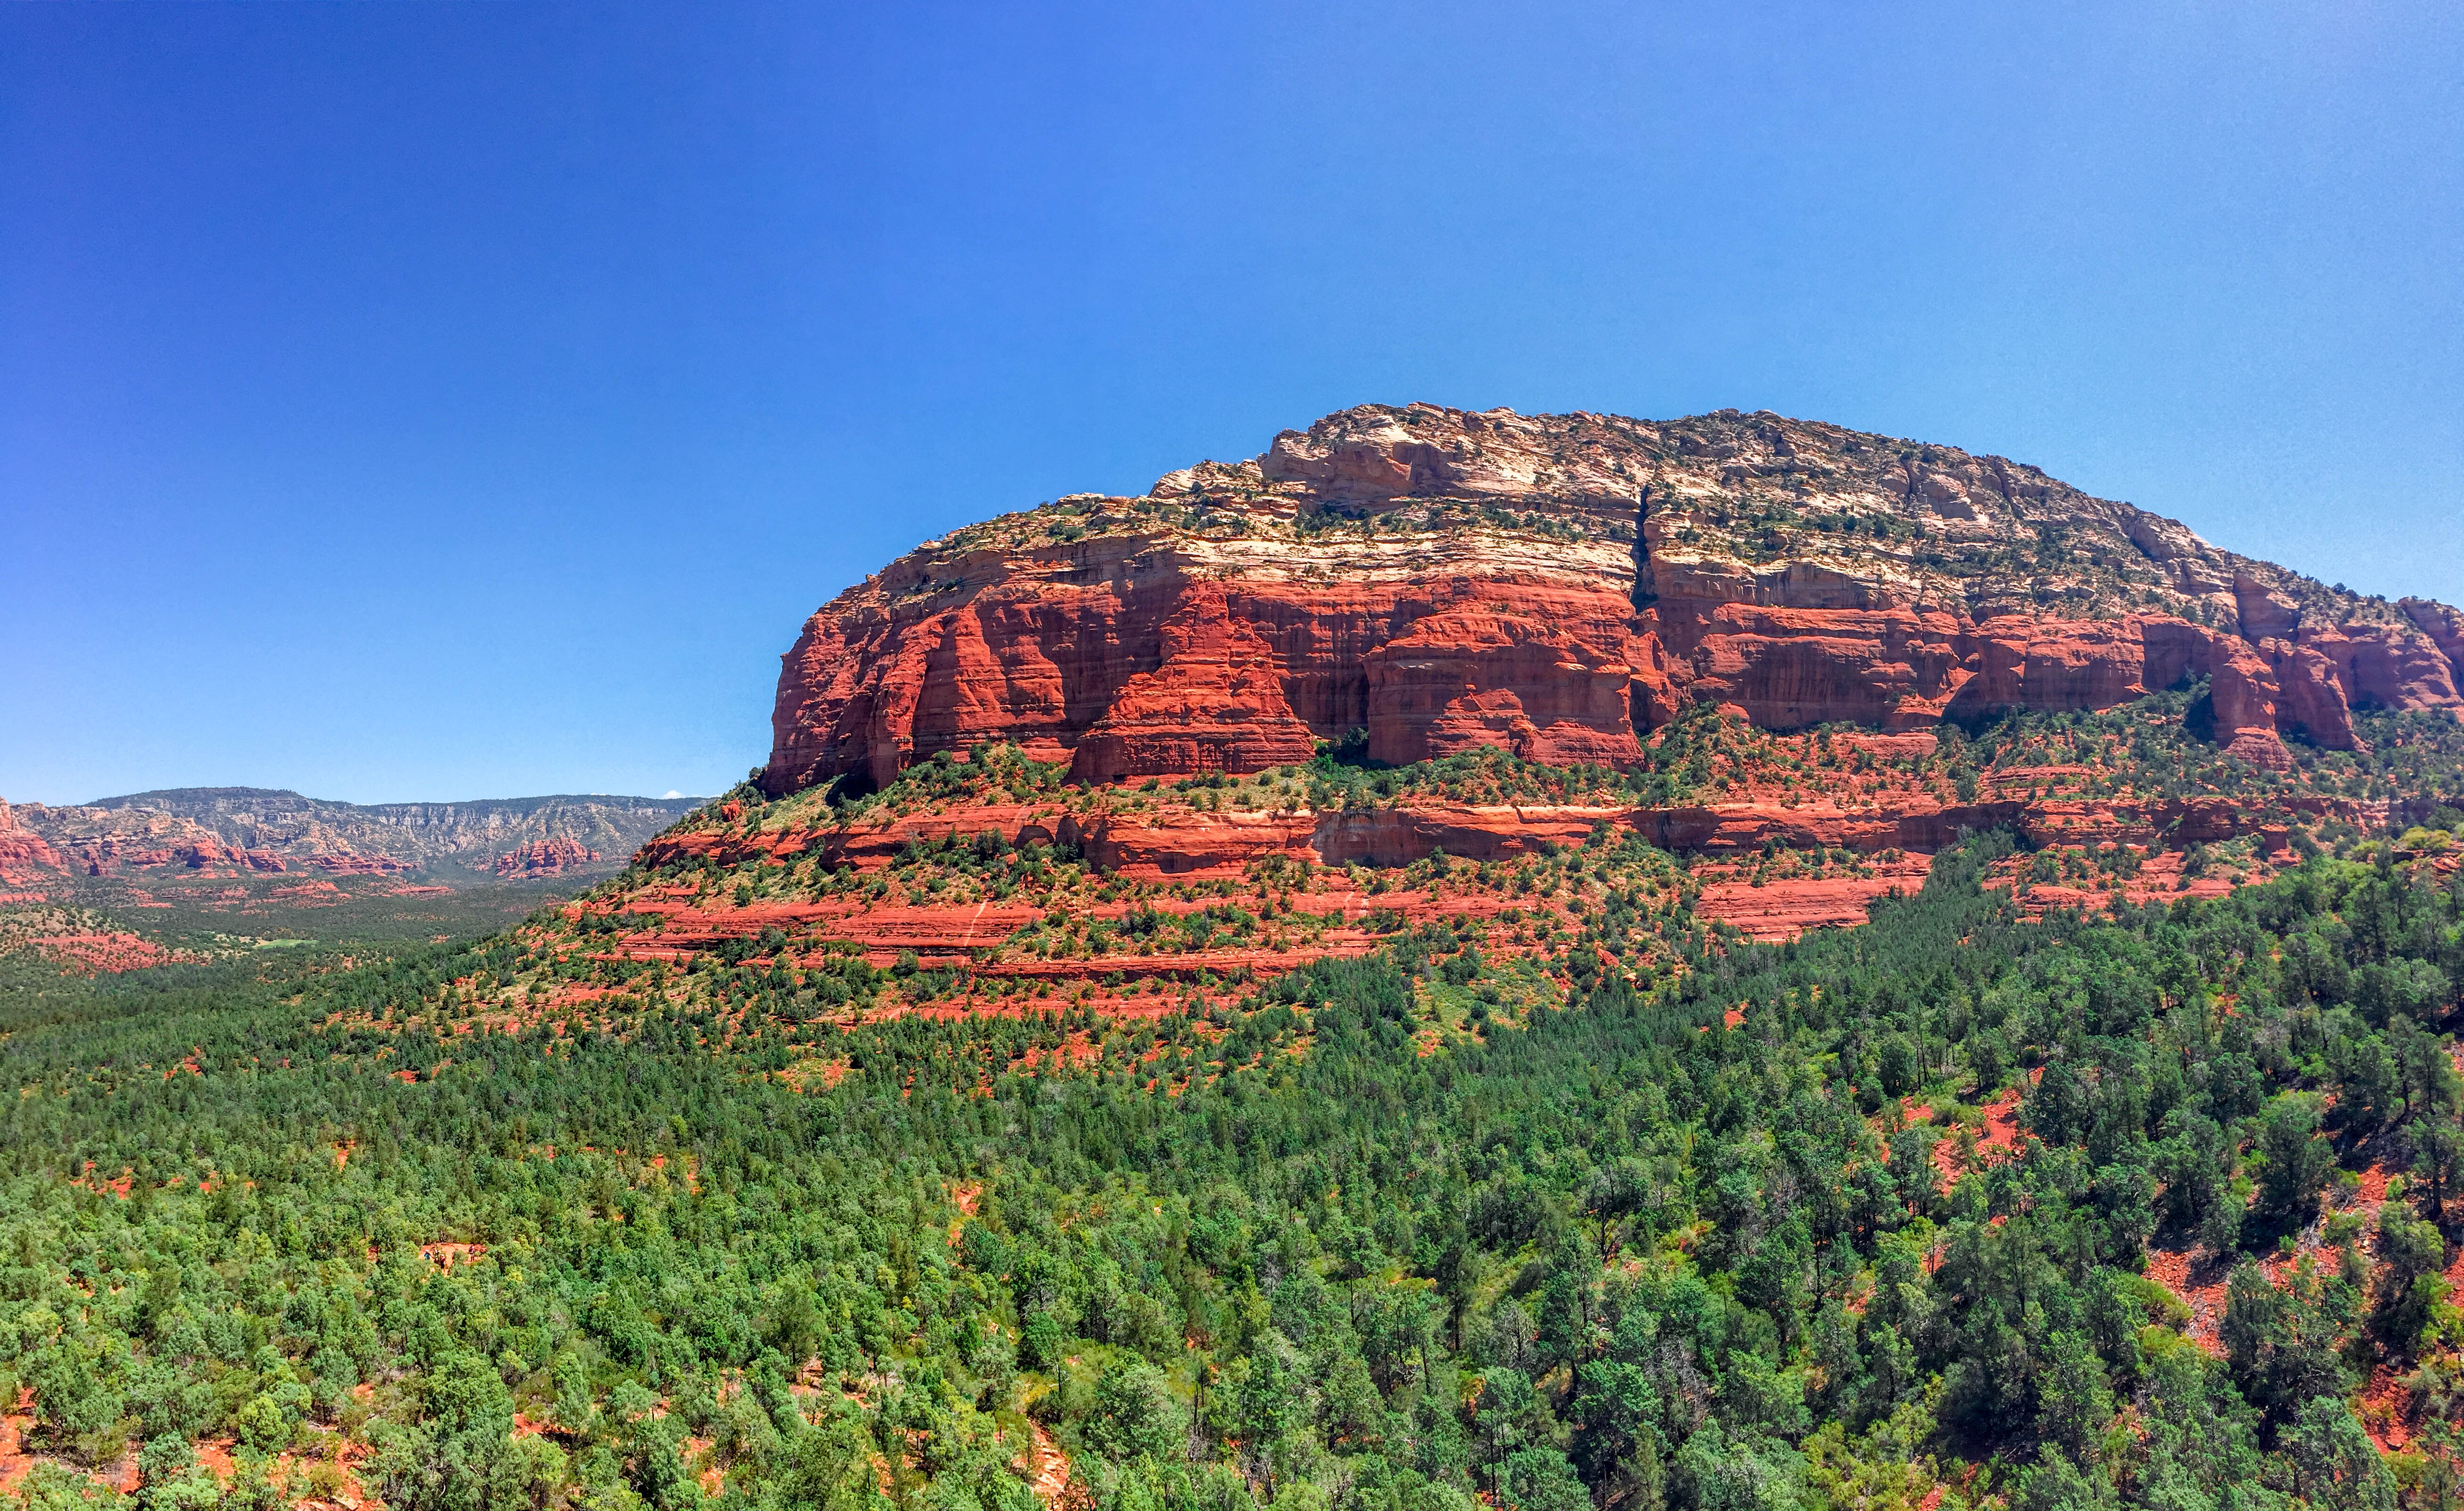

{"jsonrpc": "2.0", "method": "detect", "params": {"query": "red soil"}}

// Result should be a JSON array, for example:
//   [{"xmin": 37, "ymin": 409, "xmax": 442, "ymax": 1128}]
[
  {"xmin": 1694, "ymin": 853, "xmax": 1934, "ymax": 941},
  {"xmin": 2143, "ymin": 1243, "xmax": 2231, "ymax": 1357},
  {"xmin": 1977, "ymin": 1088, "xmax": 2023, "ymax": 1155},
  {"xmin": 2360, "ymin": 1364, "xmax": 2418, "ymax": 1453},
  {"xmin": 33, "ymin": 931, "xmax": 198, "ymax": 974},
  {"xmin": 679, "ymin": 1436, "xmax": 725, "ymax": 1496},
  {"xmin": 193, "ymin": 1438, "xmax": 238, "ymax": 1482},
  {"xmin": 0, "ymin": 1386, "xmax": 145, "ymax": 1500},
  {"xmin": 0, "ymin": 1390, "xmax": 34, "ymax": 1496},
  {"xmin": 1017, "ymin": 1419, "xmax": 1077, "ymax": 1507}
]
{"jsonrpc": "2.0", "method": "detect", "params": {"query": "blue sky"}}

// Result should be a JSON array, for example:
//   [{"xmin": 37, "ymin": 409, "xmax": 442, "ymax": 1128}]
[{"xmin": 5, "ymin": 1, "xmax": 2459, "ymax": 804}]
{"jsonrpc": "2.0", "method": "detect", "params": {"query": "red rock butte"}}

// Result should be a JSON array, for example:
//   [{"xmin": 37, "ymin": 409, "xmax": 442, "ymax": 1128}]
[{"xmin": 767, "ymin": 403, "xmax": 2464, "ymax": 796}]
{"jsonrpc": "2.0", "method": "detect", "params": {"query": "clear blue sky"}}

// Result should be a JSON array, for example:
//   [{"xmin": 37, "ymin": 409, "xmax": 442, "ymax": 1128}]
[{"xmin": 6, "ymin": 2, "xmax": 2459, "ymax": 805}]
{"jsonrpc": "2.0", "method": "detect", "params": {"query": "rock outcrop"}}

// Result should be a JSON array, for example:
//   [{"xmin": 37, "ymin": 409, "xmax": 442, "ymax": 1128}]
[
  {"xmin": 0, "ymin": 800, "xmax": 65, "ymax": 887},
  {"xmin": 768, "ymin": 405, "xmax": 2464, "ymax": 793},
  {"xmin": 495, "ymin": 837, "xmax": 603, "ymax": 877},
  {"xmin": 645, "ymin": 783, "xmax": 2407, "ymax": 887}
]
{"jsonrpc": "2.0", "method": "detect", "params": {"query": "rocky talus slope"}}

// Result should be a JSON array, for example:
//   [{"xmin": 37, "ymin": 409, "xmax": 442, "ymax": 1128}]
[{"xmin": 768, "ymin": 404, "xmax": 2464, "ymax": 794}]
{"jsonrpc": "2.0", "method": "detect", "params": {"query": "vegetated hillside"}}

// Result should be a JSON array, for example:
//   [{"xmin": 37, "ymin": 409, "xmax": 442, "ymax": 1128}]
[
  {"xmin": 5, "ymin": 818, "xmax": 2464, "ymax": 1511},
  {"xmin": 588, "ymin": 694, "xmax": 2463, "ymax": 1005}
]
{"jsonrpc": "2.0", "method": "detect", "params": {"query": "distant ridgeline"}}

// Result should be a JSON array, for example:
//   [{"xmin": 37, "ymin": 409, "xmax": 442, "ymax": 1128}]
[
  {"xmin": 0, "ymin": 787, "xmax": 703, "ymax": 948},
  {"xmin": 0, "ymin": 788, "xmax": 699, "ymax": 884}
]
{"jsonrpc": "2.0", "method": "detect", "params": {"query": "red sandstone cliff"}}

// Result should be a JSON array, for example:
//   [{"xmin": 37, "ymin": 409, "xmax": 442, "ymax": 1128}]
[
  {"xmin": 768, "ymin": 405, "xmax": 2462, "ymax": 794},
  {"xmin": 495, "ymin": 837, "xmax": 602, "ymax": 876},
  {"xmin": 0, "ymin": 800, "xmax": 66, "ymax": 886}
]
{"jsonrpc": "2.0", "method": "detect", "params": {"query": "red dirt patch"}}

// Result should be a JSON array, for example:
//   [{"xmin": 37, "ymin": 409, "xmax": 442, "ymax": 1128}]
[
  {"xmin": 1693, "ymin": 854, "xmax": 1933, "ymax": 942},
  {"xmin": 97, "ymin": 1453, "xmax": 139, "ymax": 1495},
  {"xmin": 0, "ymin": 1425, "xmax": 138, "ymax": 1498},
  {"xmin": 2353, "ymin": 1162, "xmax": 2393, "ymax": 1209},
  {"xmin": 70, "ymin": 1163, "xmax": 137, "ymax": 1199},
  {"xmin": 2360, "ymin": 1363, "xmax": 2417, "ymax": 1452},
  {"xmin": 1977, "ymin": 1088, "xmax": 2023, "ymax": 1156},
  {"xmin": 680, "ymin": 1436, "xmax": 724, "ymax": 1496},
  {"xmin": 2144, "ymin": 1243, "xmax": 2231, "ymax": 1357},
  {"xmin": 0, "ymin": 1390, "xmax": 35, "ymax": 1496},
  {"xmin": 32, "ymin": 931, "xmax": 198, "ymax": 974},
  {"xmin": 1016, "ymin": 1419, "xmax": 1077, "ymax": 1507}
]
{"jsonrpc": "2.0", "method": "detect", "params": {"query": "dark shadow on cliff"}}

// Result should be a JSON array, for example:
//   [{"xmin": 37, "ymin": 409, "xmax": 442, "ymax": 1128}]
[{"xmin": 1312, "ymin": 727, "xmax": 1389, "ymax": 773}]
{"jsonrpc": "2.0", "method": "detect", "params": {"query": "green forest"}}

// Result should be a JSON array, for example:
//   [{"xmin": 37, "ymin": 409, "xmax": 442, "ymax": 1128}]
[{"xmin": 6, "ymin": 813, "xmax": 2464, "ymax": 1511}]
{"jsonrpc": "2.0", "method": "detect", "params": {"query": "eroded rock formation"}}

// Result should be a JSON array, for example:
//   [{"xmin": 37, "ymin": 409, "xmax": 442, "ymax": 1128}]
[
  {"xmin": 495, "ymin": 837, "xmax": 603, "ymax": 877},
  {"xmin": 767, "ymin": 405, "xmax": 2464, "ymax": 794},
  {"xmin": 0, "ymin": 800, "xmax": 65, "ymax": 887}
]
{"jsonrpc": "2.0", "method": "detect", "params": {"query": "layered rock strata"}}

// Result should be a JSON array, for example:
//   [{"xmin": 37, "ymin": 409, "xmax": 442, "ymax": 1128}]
[
  {"xmin": 768, "ymin": 405, "xmax": 2463, "ymax": 793},
  {"xmin": 0, "ymin": 801, "xmax": 65, "ymax": 886},
  {"xmin": 643, "ymin": 787, "xmax": 2410, "ymax": 884}
]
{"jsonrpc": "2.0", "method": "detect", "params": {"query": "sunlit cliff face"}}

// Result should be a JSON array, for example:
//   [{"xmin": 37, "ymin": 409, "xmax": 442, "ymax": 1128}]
[{"xmin": 764, "ymin": 403, "xmax": 2464, "ymax": 798}]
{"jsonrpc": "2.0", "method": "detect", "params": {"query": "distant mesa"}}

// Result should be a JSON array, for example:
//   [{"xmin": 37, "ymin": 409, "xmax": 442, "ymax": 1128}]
[{"xmin": 764, "ymin": 402, "xmax": 2463, "ymax": 797}]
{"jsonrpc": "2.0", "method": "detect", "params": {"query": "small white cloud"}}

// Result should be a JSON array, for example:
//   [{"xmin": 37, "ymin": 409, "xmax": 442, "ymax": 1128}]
[{"xmin": 662, "ymin": 790, "xmax": 686, "ymax": 799}]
